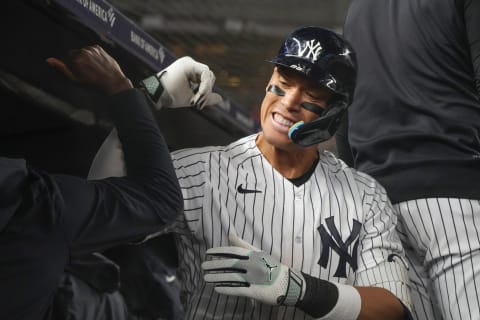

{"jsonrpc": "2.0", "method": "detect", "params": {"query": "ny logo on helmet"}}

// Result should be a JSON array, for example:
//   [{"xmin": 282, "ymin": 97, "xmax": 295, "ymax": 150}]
[
  {"xmin": 287, "ymin": 38, "xmax": 323, "ymax": 62},
  {"xmin": 318, "ymin": 217, "xmax": 361, "ymax": 278}
]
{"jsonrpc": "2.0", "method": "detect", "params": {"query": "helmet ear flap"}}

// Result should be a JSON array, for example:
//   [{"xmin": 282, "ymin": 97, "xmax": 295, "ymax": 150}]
[{"xmin": 288, "ymin": 100, "xmax": 347, "ymax": 147}]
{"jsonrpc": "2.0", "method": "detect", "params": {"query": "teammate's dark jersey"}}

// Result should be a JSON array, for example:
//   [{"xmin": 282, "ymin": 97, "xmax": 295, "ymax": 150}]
[
  {"xmin": 336, "ymin": 0, "xmax": 480, "ymax": 204},
  {"xmin": 0, "ymin": 89, "xmax": 182, "ymax": 320}
]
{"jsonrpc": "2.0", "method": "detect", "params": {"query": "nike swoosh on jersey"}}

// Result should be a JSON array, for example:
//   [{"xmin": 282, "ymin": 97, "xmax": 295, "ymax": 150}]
[{"xmin": 237, "ymin": 184, "xmax": 262, "ymax": 194}]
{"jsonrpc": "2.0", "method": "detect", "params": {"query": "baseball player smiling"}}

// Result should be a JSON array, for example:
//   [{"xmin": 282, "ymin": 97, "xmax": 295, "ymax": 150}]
[{"xmin": 89, "ymin": 26, "xmax": 413, "ymax": 319}]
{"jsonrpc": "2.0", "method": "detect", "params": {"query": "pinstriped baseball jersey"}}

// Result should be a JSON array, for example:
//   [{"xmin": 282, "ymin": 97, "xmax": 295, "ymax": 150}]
[{"xmin": 171, "ymin": 134, "xmax": 411, "ymax": 319}]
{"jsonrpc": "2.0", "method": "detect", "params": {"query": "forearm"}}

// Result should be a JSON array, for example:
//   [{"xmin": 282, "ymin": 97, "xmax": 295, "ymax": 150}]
[
  {"xmin": 356, "ymin": 286, "xmax": 405, "ymax": 320},
  {"xmin": 107, "ymin": 89, "xmax": 167, "ymax": 178},
  {"xmin": 106, "ymin": 89, "xmax": 182, "ymax": 220},
  {"xmin": 297, "ymin": 274, "xmax": 405, "ymax": 319}
]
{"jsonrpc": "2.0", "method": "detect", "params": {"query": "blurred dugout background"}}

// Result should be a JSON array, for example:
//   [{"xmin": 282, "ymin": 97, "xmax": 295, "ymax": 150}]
[
  {"xmin": 109, "ymin": 0, "xmax": 352, "ymax": 120},
  {"xmin": 0, "ymin": 0, "xmax": 351, "ymax": 177}
]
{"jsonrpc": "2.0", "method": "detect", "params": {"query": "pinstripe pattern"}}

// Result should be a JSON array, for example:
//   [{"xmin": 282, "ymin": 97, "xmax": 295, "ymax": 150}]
[
  {"xmin": 394, "ymin": 198, "xmax": 480, "ymax": 320},
  {"xmin": 171, "ymin": 134, "xmax": 411, "ymax": 319}
]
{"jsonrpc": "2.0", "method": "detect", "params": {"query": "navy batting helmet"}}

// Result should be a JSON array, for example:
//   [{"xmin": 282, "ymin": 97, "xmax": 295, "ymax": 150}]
[{"xmin": 268, "ymin": 26, "xmax": 357, "ymax": 147}]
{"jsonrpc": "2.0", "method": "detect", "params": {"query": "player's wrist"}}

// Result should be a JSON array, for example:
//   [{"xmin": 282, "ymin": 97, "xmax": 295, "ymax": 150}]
[
  {"xmin": 320, "ymin": 282, "xmax": 361, "ymax": 320},
  {"xmin": 296, "ymin": 273, "xmax": 361, "ymax": 319},
  {"xmin": 104, "ymin": 76, "xmax": 133, "ymax": 96},
  {"xmin": 139, "ymin": 71, "xmax": 166, "ymax": 106},
  {"xmin": 278, "ymin": 268, "xmax": 305, "ymax": 306}
]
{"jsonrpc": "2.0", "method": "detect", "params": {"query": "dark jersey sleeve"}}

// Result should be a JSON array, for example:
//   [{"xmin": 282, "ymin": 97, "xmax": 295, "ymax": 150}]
[
  {"xmin": 460, "ymin": 0, "xmax": 480, "ymax": 94},
  {"xmin": 52, "ymin": 89, "xmax": 182, "ymax": 256}
]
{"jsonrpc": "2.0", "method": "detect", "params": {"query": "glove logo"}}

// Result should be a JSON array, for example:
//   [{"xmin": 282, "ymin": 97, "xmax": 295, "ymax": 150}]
[
  {"xmin": 261, "ymin": 257, "xmax": 278, "ymax": 282},
  {"xmin": 318, "ymin": 217, "xmax": 361, "ymax": 278}
]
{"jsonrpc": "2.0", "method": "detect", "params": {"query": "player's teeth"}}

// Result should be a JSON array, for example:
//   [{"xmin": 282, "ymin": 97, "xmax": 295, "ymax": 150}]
[{"xmin": 273, "ymin": 113, "xmax": 293, "ymax": 126}]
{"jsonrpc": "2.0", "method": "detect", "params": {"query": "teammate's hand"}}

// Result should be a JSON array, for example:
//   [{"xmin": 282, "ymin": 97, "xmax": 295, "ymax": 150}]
[
  {"xmin": 140, "ymin": 56, "xmax": 223, "ymax": 110},
  {"xmin": 46, "ymin": 45, "xmax": 133, "ymax": 96},
  {"xmin": 202, "ymin": 235, "xmax": 305, "ymax": 306}
]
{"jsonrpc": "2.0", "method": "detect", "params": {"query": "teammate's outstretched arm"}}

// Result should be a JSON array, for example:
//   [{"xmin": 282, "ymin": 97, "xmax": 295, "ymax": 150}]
[
  {"xmin": 45, "ymin": 45, "xmax": 184, "ymax": 253},
  {"xmin": 202, "ymin": 235, "xmax": 410, "ymax": 320},
  {"xmin": 87, "ymin": 56, "xmax": 223, "ymax": 180}
]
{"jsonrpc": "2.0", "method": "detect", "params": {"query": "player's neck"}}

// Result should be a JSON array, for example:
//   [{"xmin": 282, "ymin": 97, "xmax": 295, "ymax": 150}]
[{"xmin": 256, "ymin": 134, "xmax": 319, "ymax": 179}]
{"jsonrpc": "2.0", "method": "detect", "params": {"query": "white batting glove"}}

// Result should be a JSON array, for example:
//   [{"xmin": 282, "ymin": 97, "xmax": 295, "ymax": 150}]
[
  {"xmin": 202, "ymin": 235, "xmax": 306, "ymax": 306},
  {"xmin": 140, "ymin": 56, "xmax": 223, "ymax": 110}
]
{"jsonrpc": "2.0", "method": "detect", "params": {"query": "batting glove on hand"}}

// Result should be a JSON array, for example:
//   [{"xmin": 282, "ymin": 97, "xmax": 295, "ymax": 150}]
[
  {"xmin": 202, "ymin": 235, "xmax": 306, "ymax": 306},
  {"xmin": 140, "ymin": 56, "xmax": 222, "ymax": 110}
]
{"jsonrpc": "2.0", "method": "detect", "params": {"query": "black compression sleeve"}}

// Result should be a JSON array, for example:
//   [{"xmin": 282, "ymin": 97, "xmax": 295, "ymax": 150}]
[{"xmin": 295, "ymin": 273, "xmax": 339, "ymax": 318}]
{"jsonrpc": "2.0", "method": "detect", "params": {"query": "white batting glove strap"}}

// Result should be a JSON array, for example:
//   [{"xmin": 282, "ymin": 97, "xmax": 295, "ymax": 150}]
[
  {"xmin": 142, "ymin": 56, "xmax": 222, "ymax": 110},
  {"xmin": 319, "ymin": 283, "xmax": 361, "ymax": 320},
  {"xmin": 202, "ymin": 245, "xmax": 305, "ymax": 306}
]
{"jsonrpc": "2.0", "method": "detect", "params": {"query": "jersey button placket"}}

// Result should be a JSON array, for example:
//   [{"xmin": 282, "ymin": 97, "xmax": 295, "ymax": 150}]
[{"xmin": 293, "ymin": 188, "xmax": 304, "ymax": 263}]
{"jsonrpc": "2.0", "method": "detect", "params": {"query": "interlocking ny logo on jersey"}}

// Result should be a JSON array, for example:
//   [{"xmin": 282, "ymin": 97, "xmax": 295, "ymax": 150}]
[
  {"xmin": 286, "ymin": 37, "xmax": 323, "ymax": 62},
  {"xmin": 318, "ymin": 217, "xmax": 361, "ymax": 278}
]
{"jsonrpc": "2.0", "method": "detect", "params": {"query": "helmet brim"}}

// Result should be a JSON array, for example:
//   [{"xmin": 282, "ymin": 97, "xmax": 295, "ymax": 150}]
[{"xmin": 267, "ymin": 57, "xmax": 340, "ymax": 95}]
